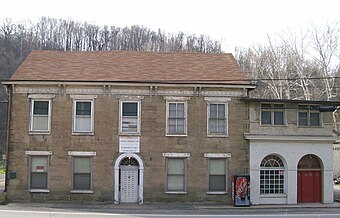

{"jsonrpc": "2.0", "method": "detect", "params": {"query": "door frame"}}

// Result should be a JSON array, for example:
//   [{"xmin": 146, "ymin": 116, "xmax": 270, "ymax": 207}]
[{"xmin": 114, "ymin": 153, "xmax": 144, "ymax": 204}]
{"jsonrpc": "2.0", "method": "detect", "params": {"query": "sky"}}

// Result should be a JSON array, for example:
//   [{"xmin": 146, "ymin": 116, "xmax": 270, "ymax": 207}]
[{"xmin": 1, "ymin": 0, "xmax": 340, "ymax": 52}]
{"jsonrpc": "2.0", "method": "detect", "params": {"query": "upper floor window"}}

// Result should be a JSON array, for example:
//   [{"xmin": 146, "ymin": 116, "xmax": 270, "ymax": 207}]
[
  {"xmin": 73, "ymin": 100, "xmax": 93, "ymax": 133},
  {"xmin": 30, "ymin": 100, "xmax": 51, "ymax": 133},
  {"xmin": 298, "ymin": 105, "xmax": 320, "ymax": 126},
  {"xmin": 261, "ymin": 103, "xmax": 285, "ymax": 125},
  {"xmin": 208, "ymin": 103, "xmax": 228, "ymax": 136},
  {"xmin": 166, "ymin": 102, "xmax": 187, "ymax": 135},
  {"xmin": 120, "ymin": 101, "xmax": 140, "ymax": 134},
  {"xmin": 71, "ymin": 95, "xmax": 96, "ymax": 134}
]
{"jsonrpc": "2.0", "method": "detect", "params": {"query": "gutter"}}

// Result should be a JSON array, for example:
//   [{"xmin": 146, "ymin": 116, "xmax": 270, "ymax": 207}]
[{"xmin": 4, "ymin": 85, "xmax": 12, "ymax": 192}]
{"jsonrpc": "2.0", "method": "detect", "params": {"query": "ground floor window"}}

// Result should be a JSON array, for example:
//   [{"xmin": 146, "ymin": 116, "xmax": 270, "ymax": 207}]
[
  {"xmin": 72, "ymin": 156, "xmax": 92, "ymax": 190},
  {"xmin": 30, "ymin": 156, "xmax": 49, "ymax": 190},
  {"xmin": 166, "ymin": 158, "xmax": 186, "ymax": 192},
  {"xmin": 208, "ymin": 158, "xmax": 227, "ymax": 192},
  {"xmin": 260, "ymin": 154, "xmax": 285, "ymax": 194}
]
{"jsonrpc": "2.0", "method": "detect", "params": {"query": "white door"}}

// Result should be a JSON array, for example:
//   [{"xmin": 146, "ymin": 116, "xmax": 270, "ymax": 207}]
[{"xmin": 120, "ymin": 166, "xmax": 138, "ymax": 203}]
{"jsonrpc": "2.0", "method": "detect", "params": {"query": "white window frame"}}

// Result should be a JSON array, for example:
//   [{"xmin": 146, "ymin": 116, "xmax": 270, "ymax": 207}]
[
  {"xmin": 204, "ymin": 153, "xmax": 230, "ymax": 194},
  {"xmin": 166, "ymin": 100, "xmax": 188, "ymax": 136},
  {"xmin": 207, "ymin": 102, "xmax": 228, "ymax": 136},
  {"xmin": 26, "ymin": 151, "xmax": 52, "ymax": 193},
  {"xmin": 68, "ymin": 151, "xmax": 96, "ymax": 194},
  {"xmin": 28, "ymin": 94, "xmax": 55, "ymax": 134},
  {"xmin": 72, "ymin": 99, "xmax": 94, "ymax": 134},
  {"xmin": 119, "ymin": 100, "xmax": 141, "ymax": 134},
  {"xmin": 260, "ymin": 155, "xmax": 286, "ymax": 195},
  {"xmin": 165, "ymin": 158, "xmax": 188, "ymax": 194}
]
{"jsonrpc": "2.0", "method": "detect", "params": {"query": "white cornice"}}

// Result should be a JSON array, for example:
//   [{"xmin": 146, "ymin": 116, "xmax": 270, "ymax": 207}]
[
  {"xmin": 244, "ymin": 133, "xmax": 336, "ymax": 143},
  {"xmin": 9, "ymin": 84, "xmax": 244, "ymax": 96},
  {"xmin": 3, "ymin": 80, "xmax": 256, "ymax": 89}
]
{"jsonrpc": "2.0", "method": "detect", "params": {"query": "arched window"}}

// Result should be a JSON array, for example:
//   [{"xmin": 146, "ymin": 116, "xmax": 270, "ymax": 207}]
[
  {"xmin": 120, "ymin": 157, "xmax": 139, "ymax": 166},
  {"xmin": 260, "ymin": 155, "xmax": 285, "ymax": 194}
]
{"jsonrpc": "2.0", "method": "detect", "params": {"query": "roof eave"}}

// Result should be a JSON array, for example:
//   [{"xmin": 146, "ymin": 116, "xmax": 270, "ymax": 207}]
[
  {"xmin": 2, "ymin": 80, "xmax": 257, "ymax": 89},
  {"xmin": 240, "ymin": 97, "xmax": 340, "ymax": 104}
]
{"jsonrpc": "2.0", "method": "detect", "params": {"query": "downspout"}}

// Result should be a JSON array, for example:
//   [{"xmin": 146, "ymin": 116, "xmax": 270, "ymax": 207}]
[{"xmin": 4, "ymin": 84, "xmax": 12, "ymax": 192}]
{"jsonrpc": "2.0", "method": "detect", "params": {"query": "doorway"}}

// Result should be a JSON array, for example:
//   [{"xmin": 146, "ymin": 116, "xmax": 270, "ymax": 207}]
[
  {"xmin": 114, "ymin": 153, "xmax": 144, "ymax": 204},
  {"xmin": 120, "ymin": 157, "xmax": 139, "ymax": 203},
  {"xmin": 297, "ymin": 154, "xmax": 322, "ymax": 203}
]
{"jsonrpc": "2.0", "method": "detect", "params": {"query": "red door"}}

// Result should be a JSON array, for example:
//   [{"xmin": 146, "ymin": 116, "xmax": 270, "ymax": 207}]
[{"xmin": 297, "ymin": 170, "xmax": 321, "ymax": 203}]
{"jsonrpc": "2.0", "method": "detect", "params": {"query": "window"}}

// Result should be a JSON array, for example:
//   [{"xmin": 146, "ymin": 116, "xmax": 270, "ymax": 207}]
[
  {"xmin": 30, "ymin": 100, "xmax": 51, "ymax": 132},
  {"xmin": 72, "ymin": 157, "xmax": 92, "ymax": 191},
  {"xmin": 208, "ymin": 103, "xmax": 228, "ymax": 135},
  {"xmin": 298, "ymin": 105, "xmax": 320, "ymax": 126},
  {"xmin": 208, "ymin": 159, "xmax": 227, "ymax": 192},
  {"xmin": 167, "ymin": 102, "xmax": 187, "ymax": 135},
  {"xmin": 166, "ymin": 158, "xmax": 186, "ymax": 192},
  {"xmin": 261, "ymin": 103, "xmax": 285, "ymax": 125},
  {"xmin": 73, "ymin": 100, "xmax": 93, "ymax": 133},
  {"xmin": 260, "ymin": 155, "xmax": 285, "ymax": 194},
  {"xmin": 120, "ymin": 101, "xmax": 140, "ymax": 133},
  {"xmin": 30, "ymin": 156, "xmax": 49, "ymax": 190}
]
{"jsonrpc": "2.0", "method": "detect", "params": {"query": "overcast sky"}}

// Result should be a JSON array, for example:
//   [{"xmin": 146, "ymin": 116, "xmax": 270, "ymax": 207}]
[{"xmin": 1, "ymin": 0, "xmax": 340, "ymax": 52}]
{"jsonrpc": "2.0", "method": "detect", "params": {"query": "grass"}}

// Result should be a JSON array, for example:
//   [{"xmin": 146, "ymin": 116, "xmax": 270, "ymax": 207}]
[{"xmin": 0, "ymin": 159, "xmax": 4, "ymax": 175}]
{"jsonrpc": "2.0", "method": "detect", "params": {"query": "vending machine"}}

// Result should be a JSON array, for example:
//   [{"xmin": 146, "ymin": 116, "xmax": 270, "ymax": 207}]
[{"xmin": 232, "ymin": 175, "xmax": 250, "ymax": 206}]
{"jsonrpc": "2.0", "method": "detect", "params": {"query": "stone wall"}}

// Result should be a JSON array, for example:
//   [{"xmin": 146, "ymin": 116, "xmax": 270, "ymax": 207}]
[{"xmin": 7, "ymin": 85, "xmax": 249, "ymax": 203}]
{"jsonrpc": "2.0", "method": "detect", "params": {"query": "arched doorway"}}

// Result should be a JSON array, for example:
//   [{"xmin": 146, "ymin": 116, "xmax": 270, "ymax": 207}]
[
  {"xmin": 114, "ymin": 153, "xmax": 144, "ymax": 204},
  {"xmin": 297, "ymin": 154, "xmax": 322, "ymax": 203}
]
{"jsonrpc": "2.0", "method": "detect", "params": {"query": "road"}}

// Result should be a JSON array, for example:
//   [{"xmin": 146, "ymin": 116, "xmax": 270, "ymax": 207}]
[{"xmin": 0, "ymin": 207, "xmax": 340, "ymax": 218}]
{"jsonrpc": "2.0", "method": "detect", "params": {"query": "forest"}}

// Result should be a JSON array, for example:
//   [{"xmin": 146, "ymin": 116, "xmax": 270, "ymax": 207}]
[{"xmin": 0, "ymin": 17, "xmax": 339, "ymax": 100}]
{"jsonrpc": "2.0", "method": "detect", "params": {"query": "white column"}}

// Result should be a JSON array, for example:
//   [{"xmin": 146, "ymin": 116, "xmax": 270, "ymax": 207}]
[
  {"xmin": 286, "ymin": 169, "xmax": 297, "ymax": 204},
  {"xmin": 250, "ymin": 169, "xmax": 260, "ymax": 205},
  {"xmin": 323, "ymin": 169, "xmax": 334, "ymax": 204},
  {"xmin": 138, "ymin": 169, "xmax": 144, "ymax": 204},
  {"xmin": 114, "ymin": 168, "xmax": 119, "ymax": 204}
]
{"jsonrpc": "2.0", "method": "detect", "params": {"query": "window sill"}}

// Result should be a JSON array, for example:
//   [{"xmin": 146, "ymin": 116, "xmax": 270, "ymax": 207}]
[
  {"xmin": 72, "ymin": 132, "xmax": 94, "ymax": 136},
  {"xmin": 207, "ymin": 134, "xmax": 229, "ymax": 138},
  {"xmin": 29, "ymin": 189, "xmax": 50, "ymax": 193},
  {"xmin": 260, "ymin": 193, "xmax": 287, "ymax": 198},
  {"xmin": 166, "ymin": 134, "xmax": 188, "ymax": 137},
  {"xmin": 297, "ymin": 125, "xmax": 323, "ymax": 128},
  {"xmin": 260, "ymin": 124, "xmax": 287, "ymax": 127},
  {"xmin": 207, "ymin": 191, "xmax": 227, "ymax": 195},
  {"xmin": 70, "ymin": 190, "xmax": 94, "ymax": 194},
  {"xmin": 119, "ymin": 132, "xmax": 141, "ymax": 136},
  {"xmin": 29, "ymin": 131, "xmax": 51, "ymax": 135},
  {"xmin": 165, "ymin": 191, "xmax": 187, "ymax": 195}
]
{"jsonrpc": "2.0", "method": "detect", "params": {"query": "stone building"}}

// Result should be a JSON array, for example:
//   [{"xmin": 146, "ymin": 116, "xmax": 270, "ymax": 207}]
[
  {"xmin": 242, "ymin": 98, "xmax": 339, "ymax": 204},
  {"xmin": 2, "ymin": 50, "xmax": 255, "ymax": 203}
]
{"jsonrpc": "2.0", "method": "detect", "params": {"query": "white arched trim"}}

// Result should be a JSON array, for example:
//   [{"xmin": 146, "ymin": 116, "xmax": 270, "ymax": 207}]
[{"xmin": 114, "ymin": 153, "xmax": 144, "ymax": 204}]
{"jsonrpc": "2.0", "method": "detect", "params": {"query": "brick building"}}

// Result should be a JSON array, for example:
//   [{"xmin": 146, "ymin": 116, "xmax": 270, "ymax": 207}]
[{"xmin": 2, "ymin": 51, "xmax": 255, "ymax": 203}]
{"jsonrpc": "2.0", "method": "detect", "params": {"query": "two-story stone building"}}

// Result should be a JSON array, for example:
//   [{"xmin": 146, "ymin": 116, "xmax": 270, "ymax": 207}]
[
  {"xmin": 242, "ymin": 98, "xmax": 339, "ymax": 205},
  {"xmin": 2, "ymin": 50, "xmax": 255, "ymax": 203}
]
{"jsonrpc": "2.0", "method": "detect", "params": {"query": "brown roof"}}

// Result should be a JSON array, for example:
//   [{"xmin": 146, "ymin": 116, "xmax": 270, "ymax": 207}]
[{"xmin": 10, "ymin": 50, "xmax": 249, "ymax": 85}]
